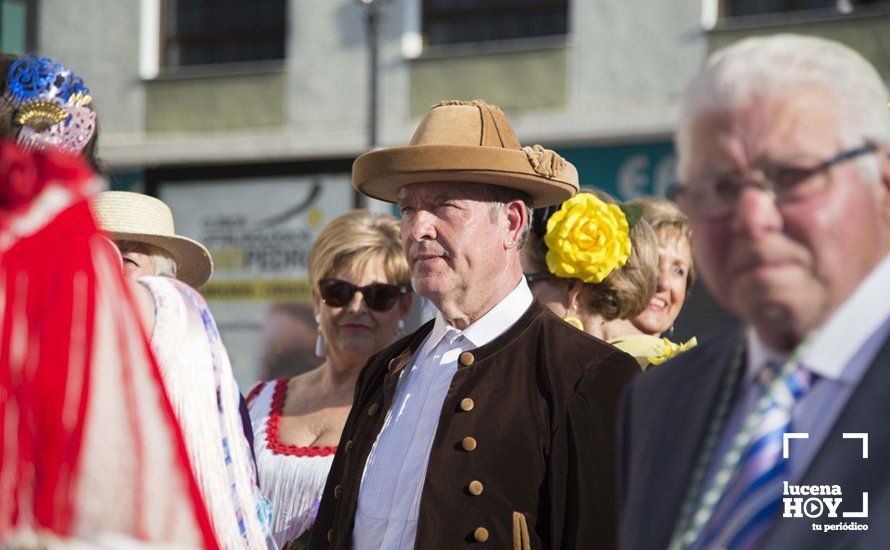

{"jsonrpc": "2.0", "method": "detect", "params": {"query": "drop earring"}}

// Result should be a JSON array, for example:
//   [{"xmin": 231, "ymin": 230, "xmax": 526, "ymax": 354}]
[
  {"xmin": 563, "ymin": 315, "xmax": 584, "ymax": 331},
  {"xmin": 564, "ymin": 302, "xmax": 584, "ymax": 331},
  {"xmin": 315, "ymin": 314, "xmax": 325, "ymax": 358},
  {"xmin": 397, "ymin": 319, "xmax": 405, "ymax": 336}
]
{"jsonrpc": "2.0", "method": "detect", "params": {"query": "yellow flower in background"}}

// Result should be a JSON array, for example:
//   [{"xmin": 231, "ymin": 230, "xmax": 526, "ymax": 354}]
[
  {"xmin": 544, "ymin": 193, "xmax": 632, "ymax": 284},
  {"xmin": 648, "ymin": 337, "xmax": 698, "ymax": 366}
]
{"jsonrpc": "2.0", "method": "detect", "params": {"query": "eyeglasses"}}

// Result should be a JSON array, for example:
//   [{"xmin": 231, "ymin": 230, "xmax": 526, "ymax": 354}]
[
  {"xmin": 318, "ymin": 278, "xmax": 410, "ymax": 312},
  {"xmin": 671, "ymin": 143, "xmax": 879, "ymax": 220},
  {"xmin": 524, "ymin": 272, "xmax": 552, "ymax": 285}
]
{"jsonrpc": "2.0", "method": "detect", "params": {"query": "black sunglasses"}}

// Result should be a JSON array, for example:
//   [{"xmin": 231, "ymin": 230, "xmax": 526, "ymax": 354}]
[{"xmin": 318, "ymin": 278, "xmax": 410, "ymax": 312}]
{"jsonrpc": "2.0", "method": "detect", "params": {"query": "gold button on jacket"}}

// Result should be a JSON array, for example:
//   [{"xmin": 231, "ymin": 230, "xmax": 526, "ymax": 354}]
[
  {"xmin": 459, "ymin": 351, "xmax": 475, "ymax": 366},
  {"xmin": 307, "ymin": 302, "xmax": 641, "ymax": 550}
]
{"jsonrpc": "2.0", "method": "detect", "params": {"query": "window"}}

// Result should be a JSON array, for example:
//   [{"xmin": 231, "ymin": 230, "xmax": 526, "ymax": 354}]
[
  {"xmin": 725, "ymin": 0, "xmax": 889, "ymax": 17},
  {"xmin": 422, "ymin": 0, "xmax": 568, "ymax": 47},
  {"xmin": 0, "ymin": 0, "xmax": 36, "ymax": 55},
  {"xmin": 162, "ymin": 0, "xmax": 286, "ymax": 68}
]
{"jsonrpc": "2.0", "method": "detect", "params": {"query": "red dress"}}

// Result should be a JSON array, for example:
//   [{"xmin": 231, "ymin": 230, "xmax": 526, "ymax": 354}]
[{"xmin": 0, "ymin": 142, "xmax": 216, "ymax": 547}]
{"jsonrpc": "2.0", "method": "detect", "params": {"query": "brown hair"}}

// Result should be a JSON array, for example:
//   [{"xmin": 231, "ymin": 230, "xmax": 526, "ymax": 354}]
[
  {"xmin": 527, "ymin": 190, "xmax": 659, "ymax": 320},
  {"xmin": 628, "ymin": 196, "xmax": 696, "ymax": 290},
  {"xmin": 308, "ymin": 210, "xmax": 410, "ymax": 291},
  {"xmin": 0, "ymin": 55, "xmax": 19, "ymax": 141}
]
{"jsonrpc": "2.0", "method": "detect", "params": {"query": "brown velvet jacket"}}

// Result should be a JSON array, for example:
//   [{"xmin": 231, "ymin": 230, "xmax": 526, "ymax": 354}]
[{"xmin": 308, "ymin": 301, "xmax": 639, "ymax": 550}]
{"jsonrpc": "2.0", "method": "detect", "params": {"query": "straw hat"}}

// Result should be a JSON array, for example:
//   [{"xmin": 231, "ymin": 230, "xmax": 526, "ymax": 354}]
[
  {"xmin": 91, "ymin": 191, "xmax": 213, "ymax": 288},
  {"xmin": 353, "ymin": 100, "xmax": 579, "ymax": 207}
]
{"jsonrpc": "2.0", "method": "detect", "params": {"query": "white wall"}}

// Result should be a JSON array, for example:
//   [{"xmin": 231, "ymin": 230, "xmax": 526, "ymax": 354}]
[
  {"xmin": 571, "ymin": 0, "xmax": 706, "ymax": 108},
  {"xmin": 34, "ymin": 0, "xmax": 708, "ymax": 164},
  {"xmin": 38, "ymin": 0, "xmax": 146, "ymax": 136}
]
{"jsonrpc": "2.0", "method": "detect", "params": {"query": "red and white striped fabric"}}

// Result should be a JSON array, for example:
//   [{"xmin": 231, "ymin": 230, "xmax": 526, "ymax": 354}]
[{"xmin": 0, "ymin": 141, "xmax": 217, "ymax": 548}]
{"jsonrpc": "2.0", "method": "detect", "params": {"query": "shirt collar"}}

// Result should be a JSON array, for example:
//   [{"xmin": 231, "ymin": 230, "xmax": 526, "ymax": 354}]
[
  {"xmin": 428, "ymin": 277, "xmax": 533, "ymax": 349},
  {"xmin": 745, "ymin": 328, "xmax": 788, "ymax": 385},
  {"xmin": 799, "ymin": 253, "xmax": 890, "ymax": 382}
]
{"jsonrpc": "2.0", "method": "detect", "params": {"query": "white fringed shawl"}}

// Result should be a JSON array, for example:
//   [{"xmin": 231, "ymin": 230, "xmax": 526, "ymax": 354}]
[
  {"xmin": 143, "ymin": 277, "xmax": 271, "ymax": 549},
  {"xmin": 247, "ymin": 380, "xmax": 336, "ymax": 549}
]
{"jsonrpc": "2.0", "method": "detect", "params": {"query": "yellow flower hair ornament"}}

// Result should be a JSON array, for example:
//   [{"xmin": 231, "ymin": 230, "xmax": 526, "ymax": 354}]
[{"xmin": 543, "ymin": 193, "xmax": 641, "ymax": 284}]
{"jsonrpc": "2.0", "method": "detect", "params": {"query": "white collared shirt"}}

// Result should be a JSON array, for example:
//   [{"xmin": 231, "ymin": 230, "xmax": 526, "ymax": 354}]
[
  {"xmin": 746, "ymin": 253, "xmax": 890, "ymax": 382},
  {"xmin": 352, "ymin": 278, "xmax": 533, "ymax": 550},
  {"xmin": 703, "ymin": 254, "xmax": 890, "ymax": 494},
  {"xmin": 799, "ymin": 253, "xmax": 890, "ymax": 379}
]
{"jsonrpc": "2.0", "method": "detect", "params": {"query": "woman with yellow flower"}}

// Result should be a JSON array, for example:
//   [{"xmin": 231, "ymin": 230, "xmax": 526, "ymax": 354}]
[
  {"xmin": 628, "ymin": 196, "xmax": 697, "ymax": 339},
  {"xmin": 522, "ymin": 190, "xmax": 695, "ymax": 368}
]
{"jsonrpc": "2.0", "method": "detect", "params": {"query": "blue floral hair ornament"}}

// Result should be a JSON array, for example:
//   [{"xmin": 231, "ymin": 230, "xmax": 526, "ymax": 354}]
[
  {"xmin": 4, "ymin": 55, "xmax": 96, "ymax": 154},
  {"xmin": 7, "ymin": 55, "xmax": 90, "ymax": 105}
]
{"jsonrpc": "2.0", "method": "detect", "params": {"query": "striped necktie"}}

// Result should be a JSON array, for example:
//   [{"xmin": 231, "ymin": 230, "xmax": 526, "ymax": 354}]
[{"xmin": 695, "ymin": 360, "xmax": 813, "ymax": 549}]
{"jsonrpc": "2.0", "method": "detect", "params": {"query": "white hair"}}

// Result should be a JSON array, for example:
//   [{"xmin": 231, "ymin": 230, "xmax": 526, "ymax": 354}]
[
  {"xmin": 479, "ymin": 184, "xmax": 533, "ymax": 248},
  {"xmin": 676, "ymin": 34, "xmax": 890, "ymax": 181},
  {"xmin": 117, "ymin": 240, "xmax": 178, "ymax": 279}
]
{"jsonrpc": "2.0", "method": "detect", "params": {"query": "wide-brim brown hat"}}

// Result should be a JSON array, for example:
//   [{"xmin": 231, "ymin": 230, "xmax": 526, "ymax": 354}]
[
  {"xmin": 353, "ymin": 100, "xmax": 578, "ymax": 207},
  {"xmin": 91, "ymin": 191, "xmax": 213, "ymax": 288}
]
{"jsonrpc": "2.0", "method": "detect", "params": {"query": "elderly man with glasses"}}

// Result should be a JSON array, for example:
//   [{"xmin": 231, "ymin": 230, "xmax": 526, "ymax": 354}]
[{"xmin": 619, "ymin": 35, "xmax": 890, "ymax": 549}]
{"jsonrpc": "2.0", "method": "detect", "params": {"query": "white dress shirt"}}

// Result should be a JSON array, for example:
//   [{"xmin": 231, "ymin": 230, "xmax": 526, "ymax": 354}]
[{"xmin": 352, "ymin": 279, "xmax": 533, "ymax": 550}]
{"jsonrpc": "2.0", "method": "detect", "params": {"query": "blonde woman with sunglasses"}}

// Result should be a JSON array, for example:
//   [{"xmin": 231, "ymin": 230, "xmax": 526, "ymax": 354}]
[{"xmin": 247, "ymin": 210, "xmax": 412, "ymax": 549}]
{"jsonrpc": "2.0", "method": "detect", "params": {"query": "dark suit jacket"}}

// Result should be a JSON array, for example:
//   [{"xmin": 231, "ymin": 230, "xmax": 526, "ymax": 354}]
[
  {"xmin": 618, "ymin": 327, "xmax": 890, "ymax": 549},
  {"xmin": 309, "ymin": 301, "xmax": 640, "ymax": 550}
]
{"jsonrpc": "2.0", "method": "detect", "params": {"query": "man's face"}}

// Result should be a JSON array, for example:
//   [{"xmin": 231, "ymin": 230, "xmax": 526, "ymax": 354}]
[
  {"xmin": 397, "ymin": 182, "xmax": 510, "ymax": 304},
  {"xmin": 681, "ymin": 88, "xmax": 890, "ymax": 350}
]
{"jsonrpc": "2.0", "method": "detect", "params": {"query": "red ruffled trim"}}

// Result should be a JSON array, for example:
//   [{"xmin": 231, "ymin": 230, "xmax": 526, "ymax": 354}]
[
  {"xmin": 245, "ymin": 381, "xmax": 267, "ymax": 405},
  {"xmin": 266, "ymin": 378, "xmax": 338, "ymax": 457}
]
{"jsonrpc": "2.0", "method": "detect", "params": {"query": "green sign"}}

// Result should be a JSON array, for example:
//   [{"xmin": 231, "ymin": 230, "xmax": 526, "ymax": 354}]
[
  {"xmin": 1, "ymin": 1, "xmax": 28, "ymax": 55},
  {"xmin": 558, "ymin": 142, "xmax": 677, "ymax": 200}
]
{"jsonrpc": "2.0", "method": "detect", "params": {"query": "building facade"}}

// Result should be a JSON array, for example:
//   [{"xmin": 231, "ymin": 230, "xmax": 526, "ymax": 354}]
[{"xmin": 6, "ymin": 0, "xmax": 889, "ymax": 382}]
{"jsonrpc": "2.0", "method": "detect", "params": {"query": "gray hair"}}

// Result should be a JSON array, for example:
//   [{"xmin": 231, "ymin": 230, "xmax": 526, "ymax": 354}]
[
  {"xmin": 478, "ymin": 184, "xmax": 533, "ymax": 248},
  {"xmin": 116, "ymin": 240, "xmax": 178, "ymax": 279},
  {"xmin": 677, "ymin": 34, "xmax": 890, "ymax": 182}
]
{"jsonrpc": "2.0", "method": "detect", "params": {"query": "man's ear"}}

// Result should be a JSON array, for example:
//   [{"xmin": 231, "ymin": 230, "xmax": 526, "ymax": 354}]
[{"xmin": 503, "ymin": 199, "xmax": 527, "ymax": 249}]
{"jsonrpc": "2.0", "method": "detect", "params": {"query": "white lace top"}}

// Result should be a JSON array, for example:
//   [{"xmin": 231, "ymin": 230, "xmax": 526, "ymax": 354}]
[{"xmin": 247, "ymin": 379, "xmax": 337, "ymax": 549}]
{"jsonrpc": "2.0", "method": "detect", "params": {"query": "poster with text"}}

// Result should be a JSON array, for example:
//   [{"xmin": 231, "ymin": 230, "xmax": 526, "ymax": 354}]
[{"xmin": 161, "ymin": 174, "xmax": 353, "ymax": 388}]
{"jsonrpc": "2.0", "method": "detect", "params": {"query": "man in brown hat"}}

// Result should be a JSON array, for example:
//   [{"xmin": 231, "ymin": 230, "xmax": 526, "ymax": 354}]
[{"xmin": 309, "ymin": 100, "xmax": 639, "ymax": 550}]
